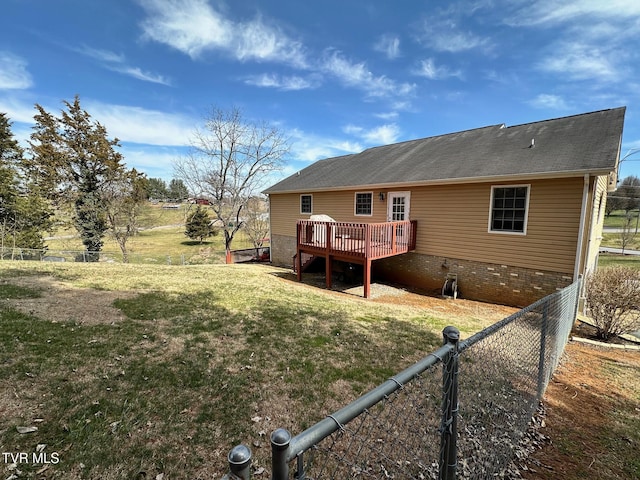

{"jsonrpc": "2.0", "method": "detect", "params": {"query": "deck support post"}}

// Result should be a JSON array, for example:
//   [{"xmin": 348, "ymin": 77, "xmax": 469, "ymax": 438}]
[
  {"xmin": 363, "ymin": 258, "xmax": 372, "ymax": 298},
  {"xmin": 296, "ymin": 251, "xmax": 302, "ymax": 281},
  {"xmin": 326, "ymin": 254, "xmax": 333, "ymax": 290}
]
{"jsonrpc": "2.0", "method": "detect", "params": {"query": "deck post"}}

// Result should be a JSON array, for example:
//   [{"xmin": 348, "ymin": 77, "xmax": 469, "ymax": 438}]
[
  {"xmin": 326, "ymin": 254, "xmax": 333, "ymax": 289},
  {"xmin": 296, "ymin": 223, "xmax": 302, "ymax": 281},
  {"xmin": 363, "ymin": 258, "xmax": 372, "ymax": 298}
]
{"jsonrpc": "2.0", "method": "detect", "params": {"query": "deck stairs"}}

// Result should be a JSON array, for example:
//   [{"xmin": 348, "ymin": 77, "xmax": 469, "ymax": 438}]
[{"xmin": 293, "ymin": 252, "xmax": 321, "ymax": 273}]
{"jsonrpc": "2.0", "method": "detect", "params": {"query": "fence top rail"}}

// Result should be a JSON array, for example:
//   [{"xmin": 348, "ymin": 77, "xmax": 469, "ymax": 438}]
[{"xmin": 286, "ymin": 342, "xmax": 453, "ymax": 461}]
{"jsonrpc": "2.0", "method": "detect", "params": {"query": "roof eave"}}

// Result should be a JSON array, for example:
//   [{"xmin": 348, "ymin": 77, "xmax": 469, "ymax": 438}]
[{"xmin": 263, "ymin": 168, "xmax": 616, "ymax": 195}]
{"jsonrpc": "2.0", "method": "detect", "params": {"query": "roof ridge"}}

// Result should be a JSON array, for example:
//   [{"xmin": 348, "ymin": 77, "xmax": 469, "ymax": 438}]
[{"xmin": 504, "ymin": 106, "xmax": 626, "ymax": 130}]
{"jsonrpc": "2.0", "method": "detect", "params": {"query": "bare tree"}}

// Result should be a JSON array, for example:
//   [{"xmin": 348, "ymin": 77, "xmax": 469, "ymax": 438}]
[
  {"xmin": 619, "ymin": 213, "xmax": 638, "ymax": 254},
  {"xmin": 243, "ymin": 195, "xmax": 270, "ymax": 258},
  {"xmin": 174, "ymin": 107, "xmax": 288, "ymax": 262},
  {"xmin": 103, "ymin": 169, "xmax": 147, "ymax": 263}
]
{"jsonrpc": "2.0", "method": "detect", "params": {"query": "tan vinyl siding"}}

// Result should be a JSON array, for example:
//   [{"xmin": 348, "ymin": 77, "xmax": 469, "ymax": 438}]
[
  {"xmin": 585, "ymin": 175, "xmax": 609, "ymax": 273},
  {"xmin": 269, "ymin": 177, "xmax": 584, "ymax": 274},
  {"xmin": 269, "ymin": 190, "xmax": 388, "ymax": 237},
  {"xmin": 411, "ymin": 178, "xmax": 582, "ymax": 273}
]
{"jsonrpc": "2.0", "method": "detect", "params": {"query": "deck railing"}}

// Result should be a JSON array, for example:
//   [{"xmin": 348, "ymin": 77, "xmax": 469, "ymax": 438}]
[{"xmin": 296, "ymin": 220, "xmax": 417, "ymax": 260}]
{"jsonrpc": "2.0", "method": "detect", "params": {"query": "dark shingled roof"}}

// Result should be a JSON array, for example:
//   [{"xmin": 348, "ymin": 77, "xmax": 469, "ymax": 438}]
[{"xmin": 264, "ymin": 107, "xmax": 625, "ymax": 194}]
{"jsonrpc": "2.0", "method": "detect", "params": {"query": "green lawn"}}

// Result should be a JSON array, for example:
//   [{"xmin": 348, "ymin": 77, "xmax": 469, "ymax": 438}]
[
  {"xmin": 44, "ymin": 203, "xmax": 255, "ymax": 264},
  {"xmin": 598, "ymin": 253, "xmax": 640, "ymax": 268},
  {"xmin": 0, "ymin": 261, "xmax": 500, "ymax": 479},
  {"xmin": 603, "ymin": 209, "xmax": 640, "ymax": 228}
]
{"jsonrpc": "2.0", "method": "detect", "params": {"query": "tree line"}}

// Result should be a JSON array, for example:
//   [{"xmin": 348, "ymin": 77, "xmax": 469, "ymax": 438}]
[
  {"xmin": 606, "ymin": 175, "xmax": 640, "ymax": 216},
  {"xmin": 1, "ymin": 98, "xmax": 287, "ymax": 262}
]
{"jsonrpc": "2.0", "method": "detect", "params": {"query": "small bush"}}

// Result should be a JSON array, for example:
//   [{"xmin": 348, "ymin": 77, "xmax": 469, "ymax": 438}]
[{"xmin": 584, "ymin": 266, "xmax": 640, "ymax": 341}]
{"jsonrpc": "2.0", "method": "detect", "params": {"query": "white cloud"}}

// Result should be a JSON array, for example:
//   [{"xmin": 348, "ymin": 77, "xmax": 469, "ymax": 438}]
[
  {"xmin": 109, "ymin": 66, "xmax": 172, "ymax": 85},
  {"xmin": 0, "ymin": 52, "xmax": 33, "ymax": 90},
  {"xmin": 415, "ymin": 17, "xmax": 492, "ymax": 53},
  {"xmin": 138, "ymin": 0, "xmax": 306, "ymax": 67},
  {"xmin": 75, "ymin": 46, "xmax": 125, "ymax": 64},
  {"xmin": 374, "ymin": 111, "xmax": 399, "ymax": 121},
  {"xmin": 343, "ymin": 123, "xmax": 401, "ymax": 145},
  {"xmin": 505, "ymin": 0, "xmax": 640, "ymax": 26},
  {"xmin": 0, "ymin": 96, "xmax": 38, "ymax": 123},
  {"xmin": 321, "ymin": 50, "xmax": 415, "ymax": 98},
  {"xmin": 75, "ymin": 45, "xmax": 171, "ymax": 86},
  {"xmin": 288, "ymin": 128, "xmax": 363, "ymax": 162},
  {"xmin": 83, "ymin": 101, "xmax": 196, "ymax": 146},
  {"xmin": 119, "ymin": 145, "xmax": 186, "ymax": 179},
  {"xmin": 528, "ymin": 94, "xmax": 570, "ymax": 110},
  {"xmin": 537, "ymin": 42, "xmax": 619, "ymax": 81},
  {"xmin": 244, "ymin": 73, "xmax": 318, "ymax": 91},
  {"xmin": 374, "ymin": 34, "xmax": 401, "ymax": 59},
  {"xmin": 414, "ymin": 59, "xmax": 462, "ymax": 80}
]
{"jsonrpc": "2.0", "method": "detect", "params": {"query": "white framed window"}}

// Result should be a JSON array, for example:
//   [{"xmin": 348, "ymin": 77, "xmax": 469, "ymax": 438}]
[
  {"xmin": 489, "ymin": 185, "xmax": 530, "ymax": 234},
  {"xmin": 354, "ymin": 192, "xmax": 373, "ymax": 216},
  {"xmin": 300, "ymin": 194, "xmax": 312, "ymax": 214}
]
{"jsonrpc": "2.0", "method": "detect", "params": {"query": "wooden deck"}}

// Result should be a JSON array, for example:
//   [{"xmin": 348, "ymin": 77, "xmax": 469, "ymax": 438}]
[{"xmin": 295, "ymin": 220, "xmax": 417, "ymax": 298}]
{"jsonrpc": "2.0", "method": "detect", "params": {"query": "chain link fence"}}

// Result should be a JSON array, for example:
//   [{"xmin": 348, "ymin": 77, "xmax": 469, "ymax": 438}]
[
  {"xmin": 222, "ymin": 280, "xmax": 581, "ymax": 479},
  {"xmin": 0, "ymin": 246, "xmax": 269, "ymax": 265}
]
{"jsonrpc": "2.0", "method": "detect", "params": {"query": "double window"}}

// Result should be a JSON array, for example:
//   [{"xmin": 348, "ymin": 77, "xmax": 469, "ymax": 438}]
[
  {"xmin": 355, "ymin": 192, "xmax": 373, "ymax": 216},
  {"xmin": 489, "ymin": 185, "xmax": 529, "ymax": 234}
]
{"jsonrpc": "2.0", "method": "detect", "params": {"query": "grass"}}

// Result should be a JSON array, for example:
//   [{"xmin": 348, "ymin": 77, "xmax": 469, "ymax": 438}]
[
  {"xmin": 598, "ymin": 253, "xmax": 640, "ymax": 268},
  {"xmin": 0, "ymin": 261, "xmax": 497, "ymax": 479},
  {"xmin": 44, "ymin": 203, "xmax": 255, "ymax": 264},
  {"xmin": 603, "ymin": 209, "xmax": 640, "ymax": 229}
]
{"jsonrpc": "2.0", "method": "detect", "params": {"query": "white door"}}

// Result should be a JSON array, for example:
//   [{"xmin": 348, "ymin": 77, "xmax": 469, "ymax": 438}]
[
  {"xmin": 387, "ymin": 192, "xmax": 410, "ymax": 222},
  {"xmin": 387, "ymin": 192, "xmax": 411, "ymax": 246}
]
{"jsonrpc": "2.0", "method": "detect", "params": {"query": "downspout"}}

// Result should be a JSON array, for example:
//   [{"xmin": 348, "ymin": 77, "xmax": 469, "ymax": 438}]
[
  {"xmin": 573, "ymin": 174, "xmax": 590, "ymax": 282},
  {"xmin": 267, "ymin": 194, "xmax": 273, "ymax": 263}
]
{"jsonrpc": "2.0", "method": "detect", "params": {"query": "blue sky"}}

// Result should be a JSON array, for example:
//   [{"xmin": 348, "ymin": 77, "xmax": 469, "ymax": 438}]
[{"xmin": 2, "ymin": 0, "xmax": 640, "ymax": 185}]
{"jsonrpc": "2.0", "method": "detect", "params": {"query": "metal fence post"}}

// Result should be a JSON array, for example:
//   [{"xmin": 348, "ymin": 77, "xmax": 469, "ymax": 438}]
[
  {"xmin": 271, "ymin": 428, "xmax": 291, "ymax": 480},
  {"xmin": 439, "ymin": 326, "xmax": 460, "ymax": 480},
  {"xmin": 221, "ymin": 444, "xmax": 252, "ymax": 480},
  {"xmin": 536, "ymin": 302, "xmax": 549, "ymax": 400}
]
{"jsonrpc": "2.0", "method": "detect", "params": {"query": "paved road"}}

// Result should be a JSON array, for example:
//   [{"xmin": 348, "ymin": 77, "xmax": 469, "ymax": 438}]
[{"xmin": 599, "ymin": 247, "xmax": 640, "ymax": 256}]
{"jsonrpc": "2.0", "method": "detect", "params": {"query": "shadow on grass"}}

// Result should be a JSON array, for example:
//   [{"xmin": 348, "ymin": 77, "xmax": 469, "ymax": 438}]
[
  {"xmin": 0, "ymin": 278, "xmax": 446, "ymax": 479},
  {"xmin": 180, "ymin": 240, "xmax": 216, "ymax": 246}
]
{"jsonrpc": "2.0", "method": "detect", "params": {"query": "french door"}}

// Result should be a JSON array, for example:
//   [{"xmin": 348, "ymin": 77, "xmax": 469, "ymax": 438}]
[{"xmin": 387, "ymin": 192, "xmax": 411, "ymax": 246}]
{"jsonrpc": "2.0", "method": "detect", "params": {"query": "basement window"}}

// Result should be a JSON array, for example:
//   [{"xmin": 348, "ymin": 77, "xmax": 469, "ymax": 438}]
[
  {"xmin": 355, "ymin": 192, "xmax": 373, "ymax": 216},
  {"xmin": 489, "ymin": 185, "xmax": 529, "ymax": 234},
  {"xmin": 300, "ymin": 194, "xmax": 312, "ymax": 214}
]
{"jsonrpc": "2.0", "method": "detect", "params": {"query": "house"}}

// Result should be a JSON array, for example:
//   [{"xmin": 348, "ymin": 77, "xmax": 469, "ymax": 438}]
[{"xmin": 263, "ymin": 108, "xmax": 625, "ymax": 306}]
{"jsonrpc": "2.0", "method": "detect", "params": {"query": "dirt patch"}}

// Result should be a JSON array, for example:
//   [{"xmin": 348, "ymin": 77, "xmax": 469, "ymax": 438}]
[
  {"xmin": 2, "ymin": 275, "xmax": 135, "ymax": 325},
  {"xmin": 283, "ymin": 271, "xmax": 518, "ymax": 323},
  {"xmin": 521, "ymin": 341, "xmax": 640, "ymax": 479}
]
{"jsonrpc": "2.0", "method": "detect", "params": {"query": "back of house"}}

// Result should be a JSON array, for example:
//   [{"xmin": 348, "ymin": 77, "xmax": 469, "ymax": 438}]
[{"xmin": 264, "ymin": 107, "xmax": 625, "ymax": 306}]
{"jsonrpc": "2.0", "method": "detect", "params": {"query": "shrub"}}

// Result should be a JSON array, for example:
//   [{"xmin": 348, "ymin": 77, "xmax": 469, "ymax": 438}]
[{"xmin": 584, "ymin": 266, "xmax": 640, "ymax": 341}]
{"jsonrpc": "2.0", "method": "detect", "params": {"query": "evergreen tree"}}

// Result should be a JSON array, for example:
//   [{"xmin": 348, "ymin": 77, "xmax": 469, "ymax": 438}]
[
  {"xmin": 0, "ymin": 113, "xmax": 51, "ymax": 249},
  {"xmin": 168, "ymin": 178, "xmax": 189, "ymax": 201},
  {"xmin": 26, "ymin": 96, "xmax": 126, "ymax": 258},
  {"xmin": 147, "ymin": 177, "xmax": 168, "ymax": 200},
  {"xmin": 185, "ymin": 206, "xmax": 217, "ymax": 244}
]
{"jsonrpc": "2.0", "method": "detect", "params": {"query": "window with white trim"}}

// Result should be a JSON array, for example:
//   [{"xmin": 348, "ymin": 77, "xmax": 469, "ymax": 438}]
[
  {"xmin": 300, "ymin": 194, "xmax": 312, "ymax": 214},
  {"xmin": 490, "ymin": 185, "xmax": 529, "ymax": 233},
  {"xmin": 355, "ymin": 192, "xmax": 373, "ymax": 216}
]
